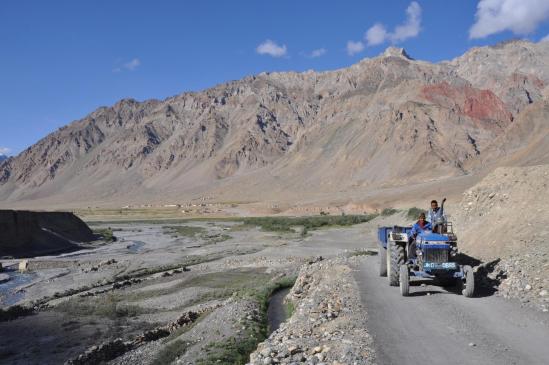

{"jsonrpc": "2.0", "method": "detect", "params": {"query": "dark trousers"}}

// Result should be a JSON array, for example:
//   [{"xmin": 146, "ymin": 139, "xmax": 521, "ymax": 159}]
[{"xmin": 408, "ymin": 237, "xmax": 417, "ymax": 259}]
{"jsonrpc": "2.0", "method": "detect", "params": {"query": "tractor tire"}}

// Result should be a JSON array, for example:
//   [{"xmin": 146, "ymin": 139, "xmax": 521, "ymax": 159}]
[
  {"xmin": 389, "ymin": 242, "xmax": 406, "ymax": 286},
  {"xmin": 386, "ymin": 241, "xmax": 392, "ymax": 284},
  {"xmin": 379, "ymin": 243, "xmax": 387, "ymax": 277},
  {"xmin": 400, "ymin": 265, "xmax": 410, "ymax": 296},
  {"xmin": 462, "ymin": 265, "xmax": 475, "ymax": 298}
]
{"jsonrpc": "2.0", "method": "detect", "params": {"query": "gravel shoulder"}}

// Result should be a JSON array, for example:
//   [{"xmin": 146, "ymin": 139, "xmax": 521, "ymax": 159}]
[{"xmin": 249, "ymin": 256, "xmax": 376, "ymax": 365}]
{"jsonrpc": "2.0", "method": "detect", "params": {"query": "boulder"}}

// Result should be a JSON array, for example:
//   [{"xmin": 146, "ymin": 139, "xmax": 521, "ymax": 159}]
[{"xmin": 18, "ymin": 260, "xmax": 28, "ymax": 272}]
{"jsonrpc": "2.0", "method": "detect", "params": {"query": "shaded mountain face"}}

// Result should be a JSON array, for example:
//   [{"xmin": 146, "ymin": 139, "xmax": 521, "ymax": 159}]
[
  {"xmin": 1, "ymin": 41, "xmax": 548, "ymax": 207},
  {"xmin": 0, "ymin": 155, "xmax": 6, "ymax": 163}
]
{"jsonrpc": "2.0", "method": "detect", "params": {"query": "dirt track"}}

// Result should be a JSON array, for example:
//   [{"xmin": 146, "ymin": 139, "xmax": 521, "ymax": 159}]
[{"xmin": 355, "ymin": 255, "xmax": 549, "ymax": 365}]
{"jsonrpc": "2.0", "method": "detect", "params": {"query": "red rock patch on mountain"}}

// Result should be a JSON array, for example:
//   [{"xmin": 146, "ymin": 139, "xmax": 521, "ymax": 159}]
[{"xmin": 421, "ymin": 82, "xmax": 513, "ymax": 126}]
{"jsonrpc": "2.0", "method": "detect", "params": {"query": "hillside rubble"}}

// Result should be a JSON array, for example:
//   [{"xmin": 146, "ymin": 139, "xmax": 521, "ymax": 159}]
[
  {"xmin": 248, "ymin": 256, "xmax": 376, "ymax": 365},
  {"xmin": 454, "ymin": 164, "xmax": 549, "ymax": 311}
]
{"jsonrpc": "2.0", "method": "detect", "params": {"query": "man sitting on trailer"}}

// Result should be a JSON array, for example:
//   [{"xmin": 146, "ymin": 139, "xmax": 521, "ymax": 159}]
[{"xmin": 408, "ymin": 213, "xmax": 432, "ymax": 258}]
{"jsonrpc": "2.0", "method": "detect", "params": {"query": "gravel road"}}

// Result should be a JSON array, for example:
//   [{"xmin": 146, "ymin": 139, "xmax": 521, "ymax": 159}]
[{"xmin": 355, "ymin": 255, "xmax": 549, "ymax": 365}]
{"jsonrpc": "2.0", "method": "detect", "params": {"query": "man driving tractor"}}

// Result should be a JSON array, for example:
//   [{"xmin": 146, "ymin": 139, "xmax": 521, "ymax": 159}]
[
  {"xmin": 411, "ymin": 212, "xmax": 431, "ymax": 236},
  {"xmin": 408, "ymin": 212, "xmax": 431, "ymax": 258}
]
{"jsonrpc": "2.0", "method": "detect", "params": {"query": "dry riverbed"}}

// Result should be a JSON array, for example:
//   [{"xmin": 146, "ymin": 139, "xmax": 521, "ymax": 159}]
[{"xmin": 0, "ymin": 217, "xmax": 380, "ymax": 364}]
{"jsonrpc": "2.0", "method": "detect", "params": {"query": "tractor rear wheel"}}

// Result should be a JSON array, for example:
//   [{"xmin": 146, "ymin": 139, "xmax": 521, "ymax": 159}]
[
  {"xmin": 389, "ymin": 242, "xmax": 406, "ymax": 286},
  {"xmin": 400, "ymin": 265, "xmax": 410, "ymax": 296},
  {"xmin": 386, "ymin": 242, "xmax": 392, "ymax": 284},
  {"xmin": 462, "ymin": 265, "xmax": 475, "ymax": 297},
  {"xmin": 379, "ymin": 243, "xmax": 387, "ymax": 277}
]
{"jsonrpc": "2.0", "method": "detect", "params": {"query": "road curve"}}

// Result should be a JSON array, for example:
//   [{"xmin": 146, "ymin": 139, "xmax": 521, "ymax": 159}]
[{"xmin": 355, "ymin": 255, "xmax": 549, "ymax": 365}]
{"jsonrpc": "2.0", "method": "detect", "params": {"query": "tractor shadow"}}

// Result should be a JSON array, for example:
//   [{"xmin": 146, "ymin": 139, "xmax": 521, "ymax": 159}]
[
  {"xmin": 454, "ymin": 253, "xmax": 503, "ymax": 298},
  {"xmin": 408, "ymin": 289, "xmax": 446, "ymax": 297},
  {"xmin": 408, "ymin": 278, "xmax": 448, "ymax": 296}
]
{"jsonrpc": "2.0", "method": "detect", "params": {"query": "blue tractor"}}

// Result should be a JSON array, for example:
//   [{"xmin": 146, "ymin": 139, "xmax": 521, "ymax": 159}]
[{"xmin": 377, "ymin": 203, "xmax": 474, "ymax": 297}]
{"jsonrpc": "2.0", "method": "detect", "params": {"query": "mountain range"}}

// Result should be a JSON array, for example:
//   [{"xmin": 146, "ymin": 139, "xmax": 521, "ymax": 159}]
[{"xmin": 1, "ymin": 40, "xmax": 548, "ymax": 210}]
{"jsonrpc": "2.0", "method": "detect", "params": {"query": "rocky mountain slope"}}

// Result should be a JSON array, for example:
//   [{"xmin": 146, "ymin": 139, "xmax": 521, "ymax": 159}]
[{"xmin": 1, "ymin": 40, "xmax": 548, "ymax": 208}]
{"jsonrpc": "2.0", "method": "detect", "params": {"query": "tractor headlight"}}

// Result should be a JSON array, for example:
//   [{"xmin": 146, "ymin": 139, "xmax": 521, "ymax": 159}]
[{"xmin": 392, "ymin": 233, "xmax": 406, "ymax": 240}]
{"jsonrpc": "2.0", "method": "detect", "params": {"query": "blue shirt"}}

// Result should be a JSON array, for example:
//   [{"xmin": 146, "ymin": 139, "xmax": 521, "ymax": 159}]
[{"xmin": 411, "ymin": 221, "xmax": 432, "ymax": 237}]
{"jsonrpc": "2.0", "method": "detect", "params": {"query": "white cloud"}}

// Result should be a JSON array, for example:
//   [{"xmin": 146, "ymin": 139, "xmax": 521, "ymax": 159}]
[
  {"xmin": 124, "ymin": 58, "xmax": 141, "ymax": 71},
  {"xmin": 366, "ymin": 23, "xmax": 388, "ymax": 46},
  {"xmin": 0, "ymin": 147, "xmax": 11, "ymax": 155},
  {"xmin": 364, "ymin": 1, "xmax": 422, "ymax": 46},
  {"xmin": 113, "ymin": 58, "xmax": 141, "ymax": 72},
  {"xmin": 391, "ymin": 1, "xmax": 422, "ymax": 42},
  {"xmin": 347, "ymin": 40, "xmax": 365, "ymax": 56},
  {"xmin": 541, "ymin": 34, "xmax": 549, "ymax": 42},
  {"xmin": 470, "ymin": 0, "xmax": 549, "ymax": 39},
  {"xmin": 310, "ymin": 48, "xmax": 327, "ymax": 58},
  {"xmin": 256, "ymin": 40, "xmax": 287, "ymax": 57}
]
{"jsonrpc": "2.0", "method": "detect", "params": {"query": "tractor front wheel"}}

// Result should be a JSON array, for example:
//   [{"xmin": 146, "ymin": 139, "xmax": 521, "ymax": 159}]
[{"xmin": 462, "ymin": 265, "xmax": 475, "ymax": 298}]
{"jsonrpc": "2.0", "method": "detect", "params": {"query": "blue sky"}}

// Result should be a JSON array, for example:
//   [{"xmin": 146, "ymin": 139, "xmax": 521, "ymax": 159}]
[{"xmin": 1, "ymin": 0, "xmax": 549, "ymax": 156}]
